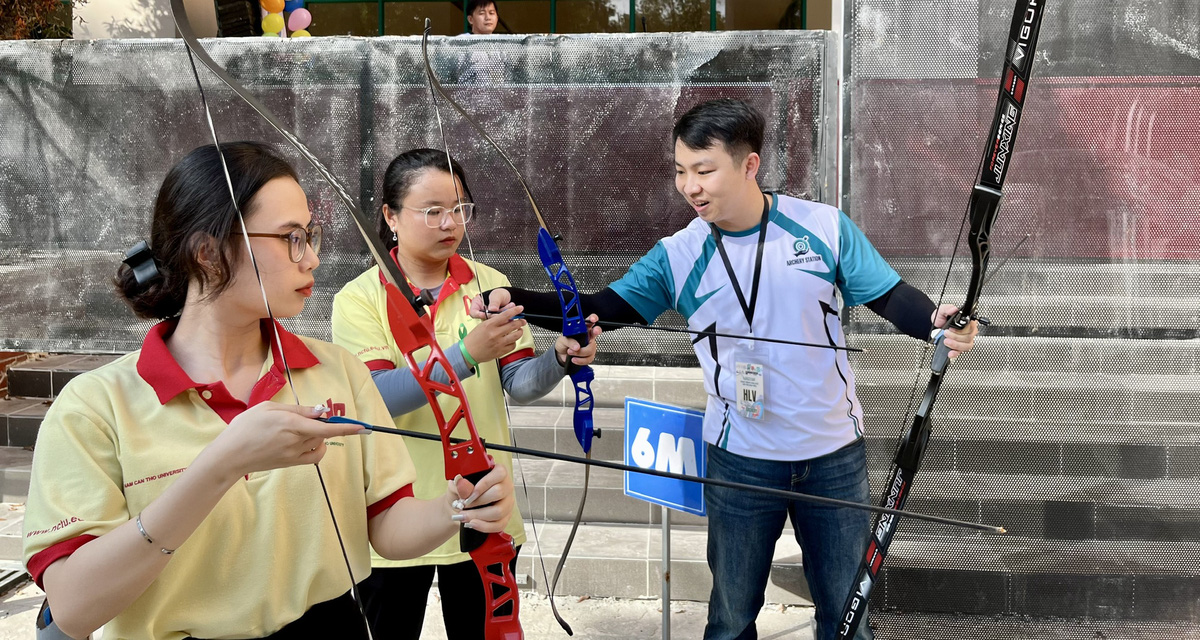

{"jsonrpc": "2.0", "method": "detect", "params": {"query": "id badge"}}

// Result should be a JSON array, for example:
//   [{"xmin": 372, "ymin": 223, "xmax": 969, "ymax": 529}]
[{"xmin": 735, "ymin": 361, "xmax": 766, "ymax": 420}]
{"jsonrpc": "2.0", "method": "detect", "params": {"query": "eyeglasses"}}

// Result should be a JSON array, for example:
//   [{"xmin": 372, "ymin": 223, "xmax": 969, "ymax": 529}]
[
  {"xmin": 402, "ymin": 203, "xmax": 475, "ymax": 228},
  {"xmin": 236, "ymin": 223, "xmax": 323, "ymax": 263}
]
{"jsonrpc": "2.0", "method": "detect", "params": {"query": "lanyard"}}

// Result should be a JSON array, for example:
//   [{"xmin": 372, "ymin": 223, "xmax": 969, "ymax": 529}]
[{"xmin": 710, "ymin": 193, "xmax": 771, "ymax": 333}]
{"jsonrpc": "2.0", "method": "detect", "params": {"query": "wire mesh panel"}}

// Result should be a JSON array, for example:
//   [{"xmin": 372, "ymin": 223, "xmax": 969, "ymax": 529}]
[
  {"xmin": 845, "ymin": 0, "xmax": 1200, "ymax": 635},
  {"xmin": 0, "ymin": 31, "xmax": 837, "ymax": 363}
]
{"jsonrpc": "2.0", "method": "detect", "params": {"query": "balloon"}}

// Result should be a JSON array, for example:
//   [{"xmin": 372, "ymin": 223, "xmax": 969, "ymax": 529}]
[
  {"xmin": 262, "ymin": 12, "xmax": 285, "ymax": 34},
  {"xmin": 263, "ymin": 31, "xmax": 280, "ymax": 37},
  {"xmin": 287, "ymin": 8, "xmax": 311, "ymax": 31},
  {"xmin": 290, "ymin": 29, "xmax": 311, "ymax": 38},
  {"xmin": 260, "ymin": 0, "xmax": 285, "ymax": 13},
  {"xmin": 283, "ymin": 0, "xmax": 305, "ymax": 12}
]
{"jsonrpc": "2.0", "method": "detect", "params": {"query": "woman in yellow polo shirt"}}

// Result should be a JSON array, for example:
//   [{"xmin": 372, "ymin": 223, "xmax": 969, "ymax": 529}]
[
  {"xmin": 331, "ymin": 148, "xmax": 600, "ymax": 640},
  {"xmin": 22, "ymin": 141, "xmax": 514, "ymax": 640}
]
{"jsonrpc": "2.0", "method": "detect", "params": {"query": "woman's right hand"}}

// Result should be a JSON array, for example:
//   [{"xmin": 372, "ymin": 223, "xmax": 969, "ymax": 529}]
[
  {"xmin": 207, "ymin": 403, "xmax": 367, "ymax": 480},
  {"xmin": 468, "ymin": 288, "xmax": 512, "ymax": 320},
  {"xmin": 461, "ymin": 304, "xmax": 527, "ymax": 365}
]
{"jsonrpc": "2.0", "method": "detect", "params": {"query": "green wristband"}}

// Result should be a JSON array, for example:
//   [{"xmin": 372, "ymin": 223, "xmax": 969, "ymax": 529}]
[{"xmin": 458, "ymin": 340, "xmax": 480, "ymax": 369}]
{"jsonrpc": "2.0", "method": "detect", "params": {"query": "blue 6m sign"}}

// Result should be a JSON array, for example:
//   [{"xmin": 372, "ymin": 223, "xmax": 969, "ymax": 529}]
[{"xmin": 623, "ymin": 398, "xmax": 707, "ymax": 516}]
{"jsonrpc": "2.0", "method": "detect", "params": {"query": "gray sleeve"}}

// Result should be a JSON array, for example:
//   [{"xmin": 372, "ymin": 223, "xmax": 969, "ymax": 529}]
[
  {"xmin": 369, "ymin": 343, "xmax": 477, "ymax": 417},
  {"xmin": 500, "ymin": 347, "xmax": 569, "ymax": 405}
]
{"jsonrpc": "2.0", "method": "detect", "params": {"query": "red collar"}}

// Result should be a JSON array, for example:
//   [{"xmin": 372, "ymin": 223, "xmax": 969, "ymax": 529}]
[
  {"xmin": 136, "ymin": 318, "xmax": 320, "ymax": 406},
  {"xmin": 377, "ymin": 250, "xmax": 476, "ymax": 315}
]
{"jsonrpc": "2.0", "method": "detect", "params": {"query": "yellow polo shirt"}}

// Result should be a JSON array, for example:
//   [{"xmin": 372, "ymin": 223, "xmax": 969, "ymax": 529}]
[
  {"xmin": 331, "ymin": 253, "xmax": 531, "ymax": 567},
  {"xmin": 23, "ymin": 319, "xmax": 416, "ymax": 640}
]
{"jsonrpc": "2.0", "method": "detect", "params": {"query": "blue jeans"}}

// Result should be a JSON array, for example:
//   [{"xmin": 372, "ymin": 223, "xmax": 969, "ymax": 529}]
[{"xmin": 703, "ymin": 440, "xmax": 874, "ymax": 640}]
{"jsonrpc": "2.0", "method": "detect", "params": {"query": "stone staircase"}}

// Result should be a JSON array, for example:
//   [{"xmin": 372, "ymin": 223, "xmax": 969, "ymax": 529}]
[
  {"xmin": 504, "ymin": 338, "xmax": 1200, "ymax": 622},
  {"xmin": 3, "ymin": 291, "xmax": 1199, "ymax": 628}
]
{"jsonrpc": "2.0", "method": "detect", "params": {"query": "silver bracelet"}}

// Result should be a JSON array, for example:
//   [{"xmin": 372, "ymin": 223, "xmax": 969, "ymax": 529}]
[{"xmin": 135, "ymin": 512, "xmax": 175, "ymax": 555}]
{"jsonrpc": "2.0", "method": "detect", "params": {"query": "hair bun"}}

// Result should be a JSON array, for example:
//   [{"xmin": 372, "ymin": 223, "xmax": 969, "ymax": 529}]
[{"xmin": 122, "ymin": 240, "xmax": 162, "ymax": 286}]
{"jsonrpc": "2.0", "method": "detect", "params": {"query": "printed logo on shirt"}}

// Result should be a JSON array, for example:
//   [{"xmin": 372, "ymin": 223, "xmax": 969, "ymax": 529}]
[
  {"xmin": 792, "ymin": 236, "xmax": 811, "ymax": 256},
  {"xmin": 322, "ymin": 398, "xmax": 350, "ymax": 447},
  {"xmin": 324, "ymin": 398, "xmax": 347, "ymax": 417},
  {"xmin": 124, "ymin": 467, "xmax": 187, "ymax": 489},
  {"xmin": 787, "ymin": 235, "xmax": 825, "ymax": 267},
  {"xmin": 26, "ymin": 516, "xmax": 82, "ymax": 538},
  {"xmin": 355, "ymin": 345, "xmax": 391, "ymax": 358}
]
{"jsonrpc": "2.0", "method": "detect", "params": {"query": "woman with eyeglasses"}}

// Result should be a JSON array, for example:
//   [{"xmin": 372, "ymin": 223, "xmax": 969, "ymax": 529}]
[
  {"xmin": 21, "ymin": 141, "xmax": 515, "ymax": 640},
  {"xmin": 330, "ymin": 148, "xmax": 600, "ymax": 640}
]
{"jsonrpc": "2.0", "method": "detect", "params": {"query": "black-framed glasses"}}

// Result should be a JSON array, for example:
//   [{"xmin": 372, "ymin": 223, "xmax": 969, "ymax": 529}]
[
  {"xmin": 402, "ymin": 203, "xmax": 475, "ymax": 228},
  {"xmin": 235, "ymin": 223, "xmax": 323, "ymax": 263}
]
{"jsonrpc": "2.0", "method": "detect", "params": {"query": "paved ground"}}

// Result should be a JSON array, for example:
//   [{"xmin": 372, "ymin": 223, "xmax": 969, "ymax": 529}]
[{"xmin": 0, "ymin": 582, "xmax": 815, "ymax": 639}]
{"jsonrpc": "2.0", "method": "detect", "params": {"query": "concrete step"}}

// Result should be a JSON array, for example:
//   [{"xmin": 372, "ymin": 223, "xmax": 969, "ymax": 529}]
[
  {"xmin": 855, "ymin": 374, "xmax": 1199, "ymax": 429},
  {"xmin": 848, "ymin": 334, "xmax": 1200, "ymax": 377},
  {"xmin": 869, "ymin": 611, "xmax": 1200, "ymax": 640},
  {"xmin": 845, "ymin": 257, "xmax": 1200, "ymax": 340},
  {"xmin": 511, "ymin": 452, "xmax": 1200, "ymax": 543},
  {"xmin": 860, "ymin": 429, "xmax": 1200, "ymax": 480},
  {"xmin": 7, "ymin": 354, "xmax": 119, "ymax": 400},
  {"xmin": 508, "ymin": 406, "xmax": 635, "ymax": 463},
  {"xmin": 877, "ymin": 536, "xmax": 1200, "ymax": 622},
  {"xmin": 875, "ymin": 471, "xmax": 1200, "ymax": 542},
  {"xmin": 508, "ymin": 405, "xmax": 1200, "ymax": 481},
  {"xmin": 513, "ymin": 458, "xmax": 706, "ymax": 529},
  {"xmin": 515, "ymin": 520, "xmax": 810, "ymax": 605},
  {"xmin": 848, "ymin": 293, "xmax": 1199, "ymax": 338},
  {"xmin": 522, "ymin": 340, "xmax": 1200, "ymax": 416},
  {"xmin": 13, "ymin": 342, "xmax": 1200, "ymax": 434},
  {"xmin": 0, "ymin": 449, "xmax": 31, "ymax": 505},
  {"xmin": 8, "ymin": 358, "xmax": 1195, "ymax": 484},
  {"xmin": 0, "ymin": 398, "xmax": 48, "ymax": 449},
  {"xmin": 886, "ymin": 258, "xmax": 1200, "ymax": 303},
  {"xmin": 486, "ymin": 253, "xmax": 1200, "ymax": 335},
  {"xmin": 519, "ymin": 364, "xmax": 707, "ymax": 411},
  {"xmin": 0, "ymin": 503, "xmax": 24, "ymax": 565},
  {"xmin": 518, "ymin": 522, "xmax": 1200, "ymax": 622}
]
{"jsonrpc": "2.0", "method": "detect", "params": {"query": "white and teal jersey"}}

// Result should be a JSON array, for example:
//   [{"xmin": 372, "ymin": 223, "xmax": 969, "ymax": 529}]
[{"xmin": 611, "ymin": 193, "xmax": 900, "ymax": 461}]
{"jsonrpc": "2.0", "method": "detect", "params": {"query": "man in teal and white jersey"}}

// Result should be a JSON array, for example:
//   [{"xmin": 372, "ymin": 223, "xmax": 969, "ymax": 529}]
[{"xmin": 474, "ymin": 99, "xmax": 979, "ymax": 640}]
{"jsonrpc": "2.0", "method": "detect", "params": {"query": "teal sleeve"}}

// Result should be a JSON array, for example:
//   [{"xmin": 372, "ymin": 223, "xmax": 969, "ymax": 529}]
[
  {"xmin": 609, "ymin": 241, "xmax": 676, "ymax": 325},
  {"xmin": 836, "ymin": 210, "xmax": 901, "ymax": 307}
]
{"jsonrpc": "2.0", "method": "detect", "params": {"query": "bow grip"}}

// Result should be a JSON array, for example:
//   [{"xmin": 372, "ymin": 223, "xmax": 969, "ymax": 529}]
[
  {"xmin": 930, "ymin": 331, "xmax": 954, "ymax": 375},
  {"xmin": 931, "ymin": 310, "xmax": 990, "ymax": 374},
  {"xmin": 459, "ymin": 468, "xmax": 493, "ymax": 552},
  {"xmin": 929, "ymin": 306, "xmax": 971, "ymax": 373},
  {"xmin": 570, "ymin": 365, "xmax": 597, "ymax": 452}
]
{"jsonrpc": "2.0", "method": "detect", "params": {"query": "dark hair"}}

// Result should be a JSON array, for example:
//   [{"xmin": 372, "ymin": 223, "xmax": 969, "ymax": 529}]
[
  {"xmin": 115, "ymin": 142, "xmax": 300, "ymax": 320},
  {"xmin": 465, "ymin": 0, "xmax": 497, "ymax": 32},
  {"xmin": 672, "ymin": 98, "xmax": 765, "ymax": 161},
  {"xmin": 466, "ymin": 0, "xmax": 496, "ymax": 15},
  {"xmin": 378, "ymin": 149, "xmax": 474, "ymax": 250}
]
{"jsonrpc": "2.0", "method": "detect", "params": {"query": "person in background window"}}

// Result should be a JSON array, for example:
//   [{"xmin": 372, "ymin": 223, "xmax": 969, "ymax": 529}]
[
  {"xmin": 466, "ymin": 0, "xmax": 499, "ymax": 34},
  {"xmin": 458, "ymin": 0, "xmax": 508, "ymax": 85}
]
